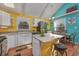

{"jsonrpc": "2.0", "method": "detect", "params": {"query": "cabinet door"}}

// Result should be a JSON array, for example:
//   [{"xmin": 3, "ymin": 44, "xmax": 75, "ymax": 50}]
[
  {"xmin": 32, "ymin": 37, "xmax": 40, "ymax": 56},
  {"xmin": 24, "ymin": 32, "xmax": 32, "ymax": 44},
  {"xmin": 0, "ymin": 11, "xmax": 11, "ymax": 26},
  {"xmin": 17, "ymin": 32, "xmax": 32, "ymax": 46},
  {"xmin": 7, "ymin": 33, "xmax": 16, "ymax": 50}
]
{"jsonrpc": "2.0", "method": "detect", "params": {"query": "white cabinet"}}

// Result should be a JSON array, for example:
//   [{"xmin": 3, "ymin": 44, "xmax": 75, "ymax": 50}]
[
  {"xmin": 33, "ymin": 37, "xmax": 40, "ymax": 56},
  {"xmin": 17, "ymin": 32, "xmax": 32, "ymax": 46},
  {"xmin": 1, "ymin": 32, "xmax": 32, "ymax": 51},
  {"xmin": 0, "ymin": 11, "xmax": 11, "ymax": 27},
  {"xmin": 4, "ymin": 33, "xmax": 16, "ymax": 50},
  {"xmin": 5, "ymin": 32, "xmax": 32, "ymax": 48}
]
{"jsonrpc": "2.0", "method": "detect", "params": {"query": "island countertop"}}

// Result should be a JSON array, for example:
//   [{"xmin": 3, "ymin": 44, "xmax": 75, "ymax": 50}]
[{"xmin": 33, "ymin": 33, "xmax": 64, "ymax": 42}]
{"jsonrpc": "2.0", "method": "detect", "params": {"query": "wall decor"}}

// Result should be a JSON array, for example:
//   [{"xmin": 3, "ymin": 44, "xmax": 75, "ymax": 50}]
[{"xmin": 68, "ymin": 17, "xmax": 76, "ymax": 25}]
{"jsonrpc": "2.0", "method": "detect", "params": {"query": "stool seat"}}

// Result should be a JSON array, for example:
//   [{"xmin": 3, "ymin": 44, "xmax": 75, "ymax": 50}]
[{"xmin": 55, "ymin": 43, "xmax": 67, "ymax": 51}]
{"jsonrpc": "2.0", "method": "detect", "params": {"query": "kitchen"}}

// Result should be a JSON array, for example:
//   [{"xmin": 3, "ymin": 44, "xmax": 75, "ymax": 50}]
[{"xmin": 0, "ymin": 3, "xmax": 79, "ymax": 56}]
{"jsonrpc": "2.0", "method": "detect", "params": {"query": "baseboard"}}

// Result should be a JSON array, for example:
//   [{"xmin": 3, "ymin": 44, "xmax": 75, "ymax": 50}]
[{"xmin": 16, "ymin": 43, "xmax": 32, "ymax": 52}]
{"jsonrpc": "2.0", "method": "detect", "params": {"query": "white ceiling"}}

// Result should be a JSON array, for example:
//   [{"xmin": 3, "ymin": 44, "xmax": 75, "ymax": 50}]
[
  {"xmin": 0, "ymin": 3, "xmax": 64, "ymax": 18},
  {"xmin": 23, "ymin": 3, "xmax": 48, "ymax": 17},
  {"xmin": 41, "ymin": 3, "xmax": 63, "ymax": 18}
]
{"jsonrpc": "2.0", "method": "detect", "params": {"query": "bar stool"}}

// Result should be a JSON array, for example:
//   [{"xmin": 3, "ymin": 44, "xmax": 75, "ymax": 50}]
[
  {"xmin": 52, "ymin": 39, "xmax": 67, "ymax": 56},
  {"xmin": 54, "ymin": 43, "xmax": 67, "ymax": 56},
  {"xmin": 66, "ymin": 32, "xmax": 76, "ymax": 47}
]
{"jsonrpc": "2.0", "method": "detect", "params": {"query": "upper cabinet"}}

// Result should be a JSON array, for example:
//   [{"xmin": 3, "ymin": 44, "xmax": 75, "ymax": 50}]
[{"xmin": 0, "ymin": 11, "xmax": 11, "ymax": 28}]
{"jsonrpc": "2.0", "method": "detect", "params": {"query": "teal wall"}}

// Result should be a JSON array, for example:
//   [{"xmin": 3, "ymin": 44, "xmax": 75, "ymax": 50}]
[
  {"xmin": 52, "ymin": 3, "xmax": 79, "ymax": 17},
  {"xmin": 66, "ymin": 14, "xmax": 79, "ymax": 44},
  {"xmin": 51, "ymin": 3, "xmax": 79, "ymax": 44}
]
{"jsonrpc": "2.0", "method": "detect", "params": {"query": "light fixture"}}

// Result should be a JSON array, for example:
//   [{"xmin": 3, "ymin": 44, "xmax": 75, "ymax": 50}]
[{"xmin": 52, "ymin": 17, "xmax": 55, "ymax": 19}]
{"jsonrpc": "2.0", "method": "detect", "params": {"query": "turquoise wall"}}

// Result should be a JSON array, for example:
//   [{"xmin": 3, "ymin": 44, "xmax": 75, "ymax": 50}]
[
  {"xmin": 52, "ymin": 3, "xmax": 79, "ymax": 17},
  {"xmin": 66, "ymin": 14, "xmax": 79, "ymax": 44},
  {"xmin": 51, "ymin": 3, "xmax": 79, "ymax": 44}
]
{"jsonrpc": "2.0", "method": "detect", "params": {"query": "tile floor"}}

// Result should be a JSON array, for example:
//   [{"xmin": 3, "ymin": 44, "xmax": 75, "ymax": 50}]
[
  {"xmin": 7, "ymin": 44, "xmax": 79, "ymax": 56},
  {"xmin": 66, "ymin": 44, "xmax": 78, "ymax": 56},
  {"xmin": 75, "ymin": 45, "xmax": 79, "ymax": 56},
  {"xmin": 8, "ymin": 48, "xmax": 32, "ymax": 56}
]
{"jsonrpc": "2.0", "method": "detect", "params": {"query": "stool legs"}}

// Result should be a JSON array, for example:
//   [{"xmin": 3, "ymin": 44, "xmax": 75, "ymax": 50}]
[
  {"xmin": 58, "ymin": 50, "xmax": 67, "ymax": 56},
  {"xmin": 52, "ymin": 50, "xmax": 67, "ymax": 56}
]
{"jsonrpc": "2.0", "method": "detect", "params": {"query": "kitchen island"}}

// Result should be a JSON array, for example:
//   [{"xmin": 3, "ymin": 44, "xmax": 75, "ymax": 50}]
[{"xmin": 32, "ymin": 33, "xmax": 64, "ymax": 56}]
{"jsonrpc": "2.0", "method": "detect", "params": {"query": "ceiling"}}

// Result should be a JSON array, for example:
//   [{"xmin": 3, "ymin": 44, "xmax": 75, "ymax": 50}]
[{"xmin": 0, "ymin": 3, "xmax": 64, "ymax": 18}]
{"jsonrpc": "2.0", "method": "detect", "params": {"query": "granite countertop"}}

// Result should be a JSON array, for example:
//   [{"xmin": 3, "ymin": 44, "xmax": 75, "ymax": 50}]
[{"xmin": 33, "ymin": 33, "xmax": 64, "ymax": 42}]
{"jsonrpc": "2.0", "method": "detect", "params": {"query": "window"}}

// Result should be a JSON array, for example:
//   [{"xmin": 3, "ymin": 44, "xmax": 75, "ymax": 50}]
[{"xmin": 18, "ymin": 21, "xmax": 29, "ymax": 29}]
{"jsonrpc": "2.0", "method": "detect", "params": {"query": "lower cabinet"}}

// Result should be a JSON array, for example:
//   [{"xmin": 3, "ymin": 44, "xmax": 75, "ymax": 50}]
[
  {"xmin": 32, "ymin": 38, "xmax": 52, "ymax": 56},
  {"xmin": 6, "ymin": 33, "xmax": 16, "ymax": 50},
  {"xmin": 1, "ymin": 32, "xmax": 32, "ymax": 55},
  {"xmin": 17, "ymin": 32, "xmax": 32, "ymax": 46},
  {"xmin": 32, "ymin": 36, "xmax": 60, "ymax": 56}
]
